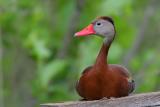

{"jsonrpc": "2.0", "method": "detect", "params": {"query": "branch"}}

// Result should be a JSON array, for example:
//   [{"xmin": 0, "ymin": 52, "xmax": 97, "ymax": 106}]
[{"xmin": 41, "ymin": 91, "xmax": 160, "ymax": 107}]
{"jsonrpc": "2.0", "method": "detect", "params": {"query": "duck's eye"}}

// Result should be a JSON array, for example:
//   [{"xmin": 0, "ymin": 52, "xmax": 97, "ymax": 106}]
[{"xmin": 96, "ymin": 22, "xmax": 101, "ymax": 26}]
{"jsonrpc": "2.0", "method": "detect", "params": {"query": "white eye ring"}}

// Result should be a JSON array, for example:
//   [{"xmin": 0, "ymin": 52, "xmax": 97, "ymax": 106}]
[{"xmin": 96, "ymin": 22, "xmax": 102, "ymax": 26}]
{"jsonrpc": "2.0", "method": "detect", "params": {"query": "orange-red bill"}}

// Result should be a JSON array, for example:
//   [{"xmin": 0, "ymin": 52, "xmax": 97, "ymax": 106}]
[{"xmin": 74, "ymin": 24, "xmax": 95, "ymax": 37}]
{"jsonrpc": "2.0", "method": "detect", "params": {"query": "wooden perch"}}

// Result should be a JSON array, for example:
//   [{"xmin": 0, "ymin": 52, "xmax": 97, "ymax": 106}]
[{"xmin": 41, "ymin": 91, "xmax": 160, "ymax": 107}]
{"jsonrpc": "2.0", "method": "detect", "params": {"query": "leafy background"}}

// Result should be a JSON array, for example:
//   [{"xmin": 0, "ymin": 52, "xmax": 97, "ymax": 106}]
[{"xmin": 1, "ymin": 0, "xmax": 160, "ymax": 107}]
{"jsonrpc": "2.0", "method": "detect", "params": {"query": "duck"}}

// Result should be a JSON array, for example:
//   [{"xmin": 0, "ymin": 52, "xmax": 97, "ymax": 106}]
[{"xmin": 74, "ymin": 16, "xmax": 135, "ymax": 100}]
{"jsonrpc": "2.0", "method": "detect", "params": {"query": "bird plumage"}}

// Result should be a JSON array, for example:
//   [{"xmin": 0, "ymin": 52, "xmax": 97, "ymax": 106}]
[{"xmin": 75, "ymin": 16, "xmax": 135, "ymax": 100}]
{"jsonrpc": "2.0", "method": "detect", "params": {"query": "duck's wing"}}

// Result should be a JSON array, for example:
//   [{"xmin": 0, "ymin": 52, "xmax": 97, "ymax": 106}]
[
  {"xmin": 75, "ymin": 66, "xmax": 93, "ymax": 98},
  {"xmin": 109, "ymin": 64, "xmax": 135, "ymax": 94},
  {"xmin": 128, "ymin": 79, "xmax": 135, "ymax": 94},
  {"xmin": 81, "ymin": 66, "xmax": 93, "ymax": 74}
]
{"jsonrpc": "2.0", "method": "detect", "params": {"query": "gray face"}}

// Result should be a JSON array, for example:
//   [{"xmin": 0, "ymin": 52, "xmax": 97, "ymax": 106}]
[{"xmin": 93, "ymin": 19, "xmax": 115, "ymax": 39}]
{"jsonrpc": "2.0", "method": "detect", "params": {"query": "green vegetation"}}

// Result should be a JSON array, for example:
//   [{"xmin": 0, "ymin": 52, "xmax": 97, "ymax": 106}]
[{"xmin": 1, "ymin": 0, "xmax": 160, "ymax": 107}]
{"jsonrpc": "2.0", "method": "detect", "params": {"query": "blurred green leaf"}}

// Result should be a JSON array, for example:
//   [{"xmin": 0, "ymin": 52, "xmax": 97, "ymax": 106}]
[
  {"xmin": 39, "ymin": 59, "xmax": 68, "ymax": 88},
  {"xmin": 109, "ymin": 43, "xmax": 123, "ymax": 63}
]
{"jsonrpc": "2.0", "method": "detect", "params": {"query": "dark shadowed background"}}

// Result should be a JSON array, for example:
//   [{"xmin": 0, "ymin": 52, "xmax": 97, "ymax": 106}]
[{"xmin": 1, "ymin": 0, "xmax": 160, "ymax": 107}]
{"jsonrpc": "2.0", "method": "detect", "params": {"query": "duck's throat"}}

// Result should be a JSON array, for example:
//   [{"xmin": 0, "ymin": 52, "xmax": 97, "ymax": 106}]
[{"xmin": 95, "ymin": 37, "xmax": 113, "ymax": 67}]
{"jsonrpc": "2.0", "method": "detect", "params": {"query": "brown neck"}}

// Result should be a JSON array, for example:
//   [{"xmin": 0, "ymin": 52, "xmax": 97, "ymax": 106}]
[{"xmin": 94, "ymin": 37, "xmax": 114, "ymax": 68}]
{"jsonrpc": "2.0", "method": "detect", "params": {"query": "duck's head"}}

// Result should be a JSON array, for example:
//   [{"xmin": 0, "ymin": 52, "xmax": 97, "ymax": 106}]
[{"xmin": 75, "ymin": 16, "xmax": 115, "ymax": 40}]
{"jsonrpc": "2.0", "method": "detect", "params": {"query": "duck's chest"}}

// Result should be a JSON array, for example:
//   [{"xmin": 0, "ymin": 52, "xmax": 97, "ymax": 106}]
[
  {"xmin": 82, "ymin": 69, "xmax": 116, "ymax": 87},
  {"xmin": 79, "ymin": 69, "xmax": 118, "ymax": 93},
  {"xmin": 78, "ymin": 70, "xmax": 119, "ymax": 99}
]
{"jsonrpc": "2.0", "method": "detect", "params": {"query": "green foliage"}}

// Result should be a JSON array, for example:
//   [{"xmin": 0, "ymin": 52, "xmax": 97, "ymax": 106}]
[
  {"xmin": 39, "ymin": 59, "xmax": 68, "ymax": 88},
  {"xmin": 25, "ymin": 30, "xmax": 51, "ymax": 59}
]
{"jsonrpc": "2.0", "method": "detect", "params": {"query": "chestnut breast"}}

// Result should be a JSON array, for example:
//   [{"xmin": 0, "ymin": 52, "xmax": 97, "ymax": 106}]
[{"xmin": 76, "ymin": 64, "xmax": 130, "ymax": 100}]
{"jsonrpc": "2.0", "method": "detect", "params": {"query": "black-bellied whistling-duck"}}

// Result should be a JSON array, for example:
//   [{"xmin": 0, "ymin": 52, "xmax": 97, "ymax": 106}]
[{"xmin": 74, "ymin": 16, "xmax": 135, "ymax": 100}]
